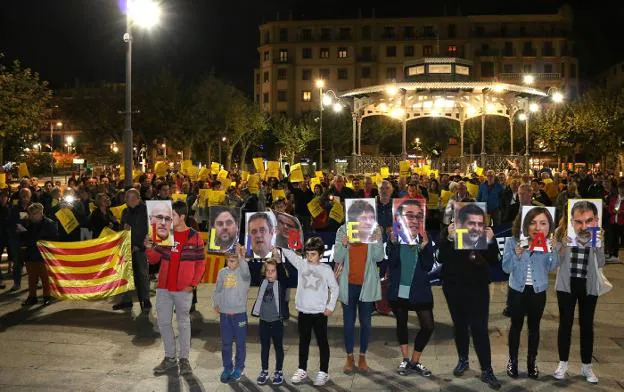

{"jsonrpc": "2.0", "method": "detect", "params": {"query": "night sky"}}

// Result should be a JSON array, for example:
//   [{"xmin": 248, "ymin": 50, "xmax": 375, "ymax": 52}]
[{"xmin": 1, "ymin": 0, "xmax": 622, "ymax": 95}]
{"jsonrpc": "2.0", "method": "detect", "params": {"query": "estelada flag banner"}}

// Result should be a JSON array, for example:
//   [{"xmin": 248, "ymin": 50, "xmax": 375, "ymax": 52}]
[{"xmin": 38, "ymin": 230, "xmax": 135, "ymax": 300}]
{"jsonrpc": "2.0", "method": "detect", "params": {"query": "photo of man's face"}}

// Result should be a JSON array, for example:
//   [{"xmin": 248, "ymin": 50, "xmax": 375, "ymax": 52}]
[
  {"xmin": 462, "ymin": 214, "xmax": 485, "ymax": 243},
  {"xmin": 275, "ymin": 212, "xmax": 301, "ymax": 249},
  {"xmin": 571, "ymin": 203, "xmax": 600, "ymax": 246},
  {"xmin": 149, "ymin": 201, "xmax": 173, "ymax": 242},
  {"xmin": 396, "ymin": 200, "xmax": 425, "ymax": 242},
  {"xmin": 248, "ymin": 213, "xmax": 275, "ymax": 258},
  {"xmin": 213, "ymin": 209, "xmax": 239, "ymax": 251},
  {"xmin": 455, "ymin": 202, "xmax": 487, "ymax": 249}
]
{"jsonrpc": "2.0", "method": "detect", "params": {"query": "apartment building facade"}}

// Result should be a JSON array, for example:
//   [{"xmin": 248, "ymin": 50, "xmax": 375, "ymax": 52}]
[{"xmin": 254, "ymin": 6, "xmax": 579, "ymax": 116}]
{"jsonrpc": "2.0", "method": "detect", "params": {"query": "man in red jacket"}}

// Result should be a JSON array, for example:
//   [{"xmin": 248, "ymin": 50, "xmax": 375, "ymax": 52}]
[{"xmin": 146, "ymin": 201, "xmax": 206, "ymax": 376}]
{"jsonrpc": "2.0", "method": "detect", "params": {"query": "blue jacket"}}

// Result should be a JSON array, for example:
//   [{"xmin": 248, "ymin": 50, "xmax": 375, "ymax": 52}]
[
  {"xmin": 502, "ymin": 237, "xmax": 558, "ymax": 294},
  {"xmin": 478, "ymin": 182, "xmax": 504, "ymax": 210},
  {"xmin": 386, "ymin": 235, "xmax": 435, "ymax": 304}
]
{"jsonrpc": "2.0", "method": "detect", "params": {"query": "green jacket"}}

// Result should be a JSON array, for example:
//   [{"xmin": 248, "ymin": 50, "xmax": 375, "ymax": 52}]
[{"xmin": 333, "ymin": 224, "xmax": 385, "ymax": 304}]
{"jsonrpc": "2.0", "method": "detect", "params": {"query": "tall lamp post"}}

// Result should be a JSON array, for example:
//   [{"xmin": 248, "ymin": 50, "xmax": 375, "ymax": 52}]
[
  {"xmin": 315, "ymin": 79, "xmax": 325, "ymax": 170},
  {"xmin": 123, "ymin": 0, "xmax": 161, "ymax": 186}
]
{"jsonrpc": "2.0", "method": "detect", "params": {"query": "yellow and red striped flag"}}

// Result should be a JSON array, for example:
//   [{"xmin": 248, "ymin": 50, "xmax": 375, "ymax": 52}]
[{"xmin": 38, "ymin": 230, "xmax": 135, "ymax": 300}]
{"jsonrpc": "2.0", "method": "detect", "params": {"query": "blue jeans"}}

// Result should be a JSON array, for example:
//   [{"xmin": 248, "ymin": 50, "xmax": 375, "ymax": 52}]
[
  {"xmin": 342, "ymin": 284, "xmax": 373, "ymax": 354},
  {"xmin": 220, "ymin": 313, "xmax": 247, "ymax": 372}
]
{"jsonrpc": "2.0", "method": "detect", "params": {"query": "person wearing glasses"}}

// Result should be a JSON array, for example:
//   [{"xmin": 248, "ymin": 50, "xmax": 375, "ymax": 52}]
[
  {"xmin": 149, "ymin": 201, "xmax": 174, "ymax": 246},
  {"xmin": 274, "ymin": 211, "xmax": 302, "ymax": 250},
  {"xmin": 395, "ymin": 198, "xmax": 425, "ymax": 245},
  {"xmin": 113, "ymin": 189, "xmax": 151, "ymax": 311}
]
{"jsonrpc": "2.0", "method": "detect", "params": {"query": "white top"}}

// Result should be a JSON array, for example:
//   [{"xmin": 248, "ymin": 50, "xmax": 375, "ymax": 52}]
[{"xmin": 525, "ymin": 262, "xmax": 533, "ymax": 286}]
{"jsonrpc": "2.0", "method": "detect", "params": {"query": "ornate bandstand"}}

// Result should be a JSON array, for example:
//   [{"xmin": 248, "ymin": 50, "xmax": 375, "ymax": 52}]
[{"xmin": 336, "ymin": 57, "xmax": 560, "ymax": 174}]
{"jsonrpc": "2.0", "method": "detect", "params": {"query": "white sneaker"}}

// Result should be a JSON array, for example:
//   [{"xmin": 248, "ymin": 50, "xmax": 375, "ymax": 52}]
[
  {"xmin": 553, "ymin": 361, "xmax": 568, "ymax": 380},
  {"xmin": 290, "ymin": 368, "xmax": 307, "ymax": 384},
  {"xmin": 313, "ymin": 371, "xmax": 330, "ymax": 386},
  {"xmin": 581, "ymin": 363, "xmax": 599, "ymax": 384}
]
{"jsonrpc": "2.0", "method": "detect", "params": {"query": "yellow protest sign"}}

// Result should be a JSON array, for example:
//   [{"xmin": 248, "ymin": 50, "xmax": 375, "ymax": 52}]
[
  {"xmin": 221, "ymin": 178, "xmax": 232, "ymax": 190},
  {"xmin": 208, "ymin": 190, "xmax": 225, "ymax": 206},
  {"xmin": 217, "ymin": 169, "xmax": 229, "ymax": 181},
  {"xmin": 186, "ymin": 165, "xmax": 199, "ymax": 180},
  {"xmin": 346, "ymin": 182, "xmax": 354, "ymax": 189},
  {"xmin": 0, "ymin": 173, "xmax": 6, "ymax": 188},
  {"xmin": 253, "ymin": 158, "xmax": 265, "ymax": 175},
  {"xmin": 399, "ymin": 161, "xmax": 411, "ymax": 177},
  {"xmin": 466, "ymin": 182, "xmax": 479, "ymax": 198},
  {"xmin": 291, "ymin": 163, "xmax": 302, "ymax": 172},
  {"xmin": 99, "ymin": 226, "xmax": 117, "ymax": 238},
  {"xmin": 241, "ymin": 171, "xmax": 250, "ymax": 182},
  {"xmin": 329, "ymin": 200, "xmax": 344, "ymax": 223},
  {"xmin": 380, "ymin": 167, "xmax": 390, "ymax": 179},
  {"xmin": 198, "ymin": 189, "xmax": 210, "ymax": 206},
  {"xmin": 440, "ymin": 190, "xmax": 452, "ymax": 208},
  {"xmin": 198, "ymin": 166, "xmax": 211, "ymax": 180},
  {"xmin": 18, "ymin": 163, "xmax": 30, "ymax": 178},
  {"xmin": 154, "ymin": 161, "xmax": 167, "ymax": 177},
  {"xmin": 210, "ymin": 162, "xmax": 221, "ymax": 175},
  {"xmin": 230, "ymin": 181, "xmax": 237, "ymax": 188},
  {"xmin": 431, "ymin": 169, "xmax": 439, "ymax": 178},
  {"xmin": 266, "ymin": 161, "xmax": 280, "ymax": 178},
  {"xmin": 272, "ymin": 189, "xmax": 286, "ymax": 200},
  {"xmin": 307, "ymin": 197, "xmax": 324, "ymax": 218},
  {"xmin": 171, "ymin": 193, "xmax": 188, "ymax": 203},
  {"xmin": 290, "ymin": 168, "xmax": 304, "ymax": 183},
  {"xmin": 475, "ymin": 167, "xmax": 484, "ymax": 176},
  {"xmin": 315, "ymin": 171, "xmax": 324, "ymax": 178},
  {"xmin": 247, "ymin": 174, "xmax": 260, "ymax": 194},
  {"xmin": 310, "ymin": 177, "xmax": 321, "ymax": 190},
  {"xmin": 89, "ymin": 202, "xmax": 97, "ymax": 213},
  {"xmin": 55, "ymin": 207, "xmax": 79, "ymax": 234},
  {"xmin": 422, "ymin": 165, "xmax": 431, "ymax": 176},
  {"xmin": 181, "ymin": 160, "xmax": 193, "ymax": 172},
  {"xmin": 110, "ymin": 204, "xmax": 127, "ymax": 222}
]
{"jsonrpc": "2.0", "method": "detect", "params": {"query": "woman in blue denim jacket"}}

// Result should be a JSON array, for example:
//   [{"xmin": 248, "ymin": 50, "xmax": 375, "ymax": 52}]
[{"xmin": 502, "ymin": 207, "xmax": 560, "ymax": 379}]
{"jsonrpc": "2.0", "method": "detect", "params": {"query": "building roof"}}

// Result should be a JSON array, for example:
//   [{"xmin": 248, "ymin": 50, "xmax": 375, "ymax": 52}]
[{"xmin": 339, "ymin": 82, "xmax": 548, "ymax": 98}]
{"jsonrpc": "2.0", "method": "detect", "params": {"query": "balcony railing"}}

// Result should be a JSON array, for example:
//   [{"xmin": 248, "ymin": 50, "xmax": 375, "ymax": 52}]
[
  {"xmin": 522, "ymin": 48, "xmax": 537, "ymax": 57},
  {"xmin": 498, "ymin": 72, "xmax": 561, "ymax": 81},
  {"xmin": 474, "ymin": 48, "xmax": 499, "ymax": 57},
  {"xmin": 501, "ymin": 49, "xmax": 516, "ymax": 57}
]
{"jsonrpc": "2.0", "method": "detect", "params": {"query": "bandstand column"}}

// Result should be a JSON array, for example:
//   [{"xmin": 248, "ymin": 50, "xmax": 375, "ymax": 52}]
[
  {"xmin": 357, "ymin": 116, "xmax": 363, "ymax": 155},
  {"xmin": 509, "ymin": 116, "xmax": 514, "ymax": 155},
  {"xmin": 351, "ymin": 112, "xmax": 357, "ymax": 156},
  {"xmin": 460, "ymin": 120, "xmax": 465, "ymax": 157},
  {"xmin": 481, "ymin": 91, "xmax": 486, "ymax": 167},
  {"xmin": 401, "ymin": 119, "xmax": 407, "ymax": 156}
]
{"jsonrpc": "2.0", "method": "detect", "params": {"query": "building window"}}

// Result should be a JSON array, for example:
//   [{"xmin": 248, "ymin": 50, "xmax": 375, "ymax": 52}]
[
  {"xmin": 255, "ymin": 73, "xmax": 260, "ymax": 84},
  {"xmin": 263, "ymin": 71, "xmax": 269, "ymax": 83},
  {"xmin": 320, "ymin": 48, "xmax": 329, "ymax": 59},
  {"xmin": 302, "ymin": 91, "xmax": 312, "ymax": 102},
  {"xmin": 523, "ymin": 64, "xmax": 532, "ymax": 73},
  {"xmin": 279, "ymin": 28, "xmax": 288, "ymax": 42},
  {"xmin": 262, "ymin": 31, "xmax": 270, "ymax": 44},
  {"xmin": 319, "ymin": 68, "xmax": 330, "ymax": 79},
  {"xmin": 361, "ymin": 46, "xmax": 372, "ymax": 60},
  {"xmin": 403, "ymin": 26, "xmax": 415, "ymax": 38},
  {"xmin": 338, "ymin": 28, "xmax": 351, "ymax": 40},
  {"xmin": 448, "ymin": 24, "xmax": 456, "ymax": 38},
  {"xmin": 255, "ymin": 94, "xmax": 259, "ymax": 104},
  {"xmin": 423, "ymin": 25, "xmax": 435, "ymax": 38},
  {"xmin": 302, "ymin": 48, "xmax": 312, "ymax": 59},
  {"xmin": 386, "ymin": 67, "xmax": 397, "ymax": 80},
  {"xmin": 475, "ymin": 25, "xmax": 485, "ymax": 37},
  {"xmin": 561, "ymin": 63, "xmax": 565, "ymax": 77},
  {"xmin": 404, "ymin": 45, "xmax": 414, "ymax": 57},
  {"xmin": 302, "ymin": 69, "xmax": 312, "ymax": 81},
  {"xmin": 338, "ymin": 68, "xmax": 348, "ymax": 80},
  {"xmin": 361, "ymin": 66, "xmax": 371, "ymax": 78},
  {"xmin": 522, "ymin": 41, "xmax": 535, "ymax": 56},
  {"xmin": 543, "ymin": 63, "xmax": 553, "ymax": 73},
  {"xmin": 277, "ymin": 90, "xmax": 287, "ymax": 102},
  {"xmin": 263, "ymin": 51, "xmax": 269, "ymax": 61},
  {"xmin": 570, "ymin": 63, "xmax": 577, "ymax": 78},
  {"xmin": 277, "ymin": 68, "xmax": 287, "ymax": 80},
  {"xmin": 543, "ymin": 41, "xmax": 554, "ymax": 56},
  {"xmin": 503, "ymin": 64, "xmax": 513, "ymax": 73},
  {"xmin": 263, "ymin": 93, "xmax": 269, "ymax": 103},
  {"xmin": 338, "ymin": 47, "xmax": 348, "ymax": 58},
  {"xmin": 320, "ymin": 28, "xmax": 331, "ymax": 40},
  {"xmin": 423, "ymin": 45, "xmax": 433, "ymax": 56},
  {"xmin": 279, "ymin": 49, "xmax": 288, "ymax": 62},
  {"xmin": 361, "ymin": 26, "xmax": 371, "ymax": 39},
  {"xmin": 503, "ymin": 42, "xmax": 513, "ymax": 56},
  {"xmin": 481, "ymin": 62, "xmax": 494, "ymax": 77},
  {"xmin": 386, "ymin": 46, "xmax": 397, "ymax": 57},
  {"xmin": 301, "ymin": 28, "xmax": 313, "ymax": 41},
  {"xmin": 382, "ymin": 26, "xmax": 396, "ymax": 39},
  {"xmin": 447, "ymin": 45, "xmax": 457, "ymax": 56}
]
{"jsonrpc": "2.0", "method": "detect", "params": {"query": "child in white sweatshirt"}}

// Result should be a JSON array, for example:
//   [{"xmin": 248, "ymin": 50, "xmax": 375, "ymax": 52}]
[{"xmin": 278, "ymin": 237, "xmax": 339, "ymax": 387}]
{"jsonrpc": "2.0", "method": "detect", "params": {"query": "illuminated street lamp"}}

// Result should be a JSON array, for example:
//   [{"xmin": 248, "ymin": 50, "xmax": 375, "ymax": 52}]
[
  {"xmin": 123, "ymin": 0, "xmax": 162, "ymax": 186},
  {"xmin": 523, "ymin": 74, "xmax": 535, "ymax": 85}
]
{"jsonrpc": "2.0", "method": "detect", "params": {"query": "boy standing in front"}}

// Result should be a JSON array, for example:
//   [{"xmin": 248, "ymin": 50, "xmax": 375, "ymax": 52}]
[
  {"xmin": 213, "ymin": 244, "xmax": 251, "ymax": 383},
  {"xmin": 278, "ymin": 237, "xmax": 339, "ymax": 386}
]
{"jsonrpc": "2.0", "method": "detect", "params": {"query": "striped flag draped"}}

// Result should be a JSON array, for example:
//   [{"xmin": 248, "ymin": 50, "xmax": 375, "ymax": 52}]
[{"xmin": 38, "ymin": 230, "xmax": 135, "ymax": 300}]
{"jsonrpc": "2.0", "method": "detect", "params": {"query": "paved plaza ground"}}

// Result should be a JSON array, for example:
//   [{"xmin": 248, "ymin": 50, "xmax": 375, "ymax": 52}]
[{"xmin": 1, "ymin": 260, "xmax": 624, "ymax": 392}]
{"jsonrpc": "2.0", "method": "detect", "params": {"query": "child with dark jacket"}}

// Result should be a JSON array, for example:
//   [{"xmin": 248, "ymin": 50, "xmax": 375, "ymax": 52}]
[{"xmin": 251, "ymin": 257, "xmax": 289, "ymax": 385}]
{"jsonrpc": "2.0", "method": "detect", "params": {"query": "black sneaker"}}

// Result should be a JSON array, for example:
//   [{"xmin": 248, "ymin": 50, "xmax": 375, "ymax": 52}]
[
  {"xmin": 506, "ymin": 358, "xmax": 518, "ymax": 378},
  {"xmin": 502, "ymin": 307, "xmax": 511, "ymax": 317},
  {"xmin": 409, "ymin": 362, "xmax": 432, "ymax": 377},
  {"xmin": 453, "ymin": 357, "xmax": 469, "ymax": 376},
  {"xmin": 481, "ymin": 368, "xmax": 502, "ymax": 390},
  {"xmin": 397, "ymin": 358, "xmax": 410, "ymax": 376},
  {"xmin": 42, "ymin": 296, "xmax": 54, "ymax": 306},
  {"xmin": 21, "ymin": 297, "xmax": 38, "ymax": 307},
  {"xmin": 112, "ymin": 301, "xmax": 133, "ymax": 310},
  {"xmin": 190, "ymin": 303, "xmax": 196, "ymax": 313},
  {"xmin": 141, "ymin": 299, "xmax": 152, "ymax": 312}
]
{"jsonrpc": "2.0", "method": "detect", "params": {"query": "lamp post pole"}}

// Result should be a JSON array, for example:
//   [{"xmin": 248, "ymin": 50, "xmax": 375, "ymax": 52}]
[
  {"xmin": 123, "ymin": 14, "xmax": 133, "ymax": 187},
  {"xmin": 318, "ymin": 85, "xmax": 324, "ymax": 170}
]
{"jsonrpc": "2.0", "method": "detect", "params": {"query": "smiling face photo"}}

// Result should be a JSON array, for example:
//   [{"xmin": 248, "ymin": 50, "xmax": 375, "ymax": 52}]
[
  {"xmin": 393, "ymin": 198, "xmax": 426, "ymax": 245},
  {"xmin": 147, "ymin": 200, "xmax": 174, "ymax": 247},
  {"xmin": 245, "ymin": 211, "xmax": 277, "ymax": 258},
  {"xmin": 454, "ymin": 202, "xmax": 488, "ymax": 250},
  {"xmin": 520, "ymin": 206, "xmax": 555, "ymax": 251}
]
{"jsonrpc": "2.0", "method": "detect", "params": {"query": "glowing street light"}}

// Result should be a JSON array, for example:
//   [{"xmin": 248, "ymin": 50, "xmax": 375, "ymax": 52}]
[
  {"xmin": 518, "ymin": 113, "xmax": 528, "ymax": 121},
  {"xmin": 523, "ymin": 74, "xmax": 535, "ymax": 85},
  {"xmin": 552, "ymin": 91, "xmax": 564, "ymax": 103},
  {"xmin": 529, "ymin": 103, "xmax": 540, "ymax": 113},
  {"xmin": 493, "ymin": 84, "xmax": 505, "ymax": 93},
  {"xmin": 386, "ymin": 85, "xmax": 398, "ymax": 96},
  {"xmin": 322, "ymin": 94, "xmax": 333, "ymax": 106},
  {"xmin": 315, "ymin": 79, "xmax": 325, "ymax": 89},
  {"xmin": 332, "ymin": 102, "xmax": 343, "ymax": 113},
  {"xmin": 128, "ymin": 0, "xmax": 162, "ymax": 29}
]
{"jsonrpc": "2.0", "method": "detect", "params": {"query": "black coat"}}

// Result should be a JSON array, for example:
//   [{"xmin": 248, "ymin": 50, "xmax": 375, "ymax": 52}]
[
  {"xmin": 386, "ymin": 238, "xmax": 435, "ymax": 304},
  {"xmin": 121, "ymin": 203, "xmax": 148, "ymax": 250},
  {"xmin": 23, "ymin": 217, "xmax": 59, "ymax": 262},
  {"xmin": 89, "ymin": 208, "xmax": 120, "ymax": 238}
]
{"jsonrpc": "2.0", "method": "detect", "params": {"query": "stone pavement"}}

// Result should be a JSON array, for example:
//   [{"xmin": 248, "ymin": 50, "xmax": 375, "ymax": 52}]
[{"xmin": 1, "ymin": 262, "xmax": 624, "ymax": 392}]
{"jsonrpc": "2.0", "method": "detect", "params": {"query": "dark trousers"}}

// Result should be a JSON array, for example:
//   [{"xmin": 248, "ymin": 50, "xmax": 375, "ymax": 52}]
[
  {"xmin": 508, "ymin": 286, "xmax": 546, "ymax": 359},
  {"xmin": 557, "ymin": 277, "xmax": 598, "ymax": 364},
  {"xmin": 260, "ymin": 319, "xmax": 284, "ymax": 371},
  {"xmin": 443, "ymin": 283, "xmax": 492, "ymax": 370},
  {"xmin": 606, "ymin": 223, "xmax": 624, "ymax": 257},
  {"xmin": 121, "ymin": 251, "xmax": 150, "ymax": 303},
  {"xmin": 298, "ymin": 312, "xmax": 329, "ymax": 373},
  {"xmin": 10, "ymin": 239, "xmax": 22, "ymax": 286},
  {"xmin": 389, "ymin": 298, "xmax": 434, "ymax": 352}
]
